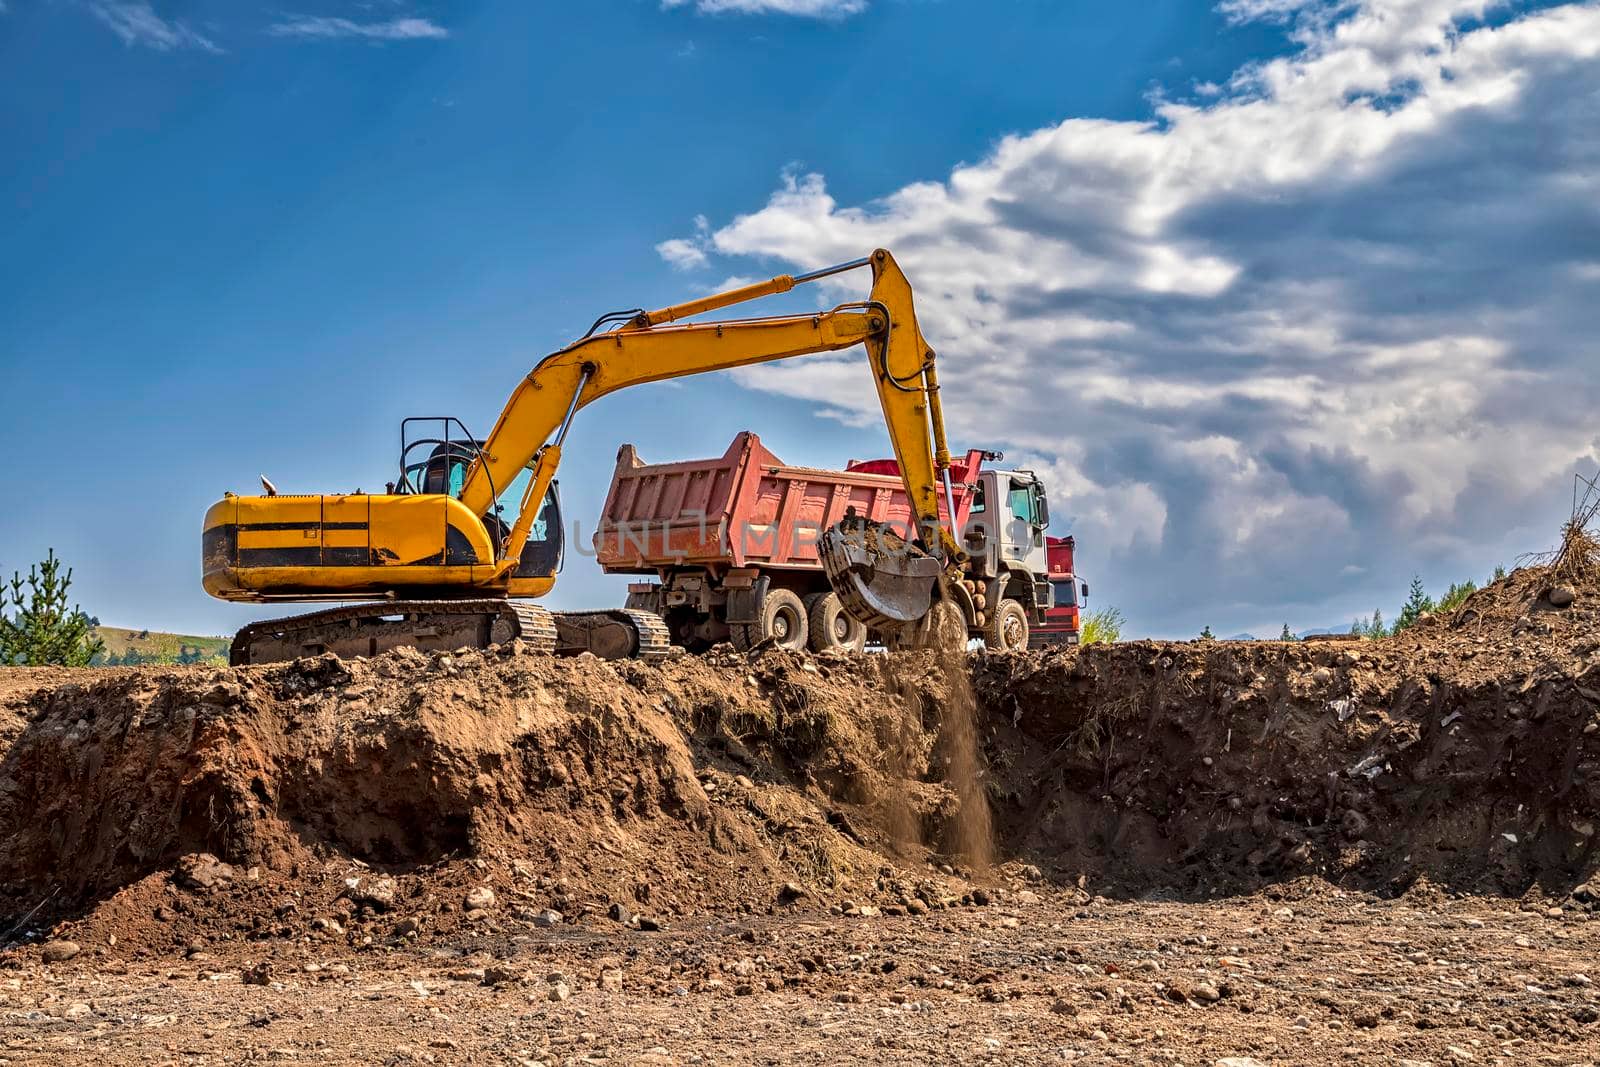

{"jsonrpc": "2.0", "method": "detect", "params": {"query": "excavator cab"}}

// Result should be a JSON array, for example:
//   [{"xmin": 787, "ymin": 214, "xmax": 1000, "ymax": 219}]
[{"xmin": 397, "ymin": 420, "xmax": 564, "ymax": 579}]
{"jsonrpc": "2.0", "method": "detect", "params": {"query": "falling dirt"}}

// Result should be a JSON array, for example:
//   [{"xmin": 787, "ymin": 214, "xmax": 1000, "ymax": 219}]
[{"xmin": 934, "ymin": 654, "xmax": 994, "ymax": 872}]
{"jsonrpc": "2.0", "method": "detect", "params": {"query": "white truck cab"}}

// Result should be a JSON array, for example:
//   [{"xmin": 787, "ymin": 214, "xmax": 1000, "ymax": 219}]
[{"xmin": 955, "ymin": 467, "xmax": 1055, "ymax": 648}]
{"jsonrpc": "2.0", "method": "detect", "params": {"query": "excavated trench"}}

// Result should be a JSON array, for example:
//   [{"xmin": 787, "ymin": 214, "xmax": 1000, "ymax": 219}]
[{"xmin": 1, "ymin": 565, "xmax": 1597, "ymax": 947}]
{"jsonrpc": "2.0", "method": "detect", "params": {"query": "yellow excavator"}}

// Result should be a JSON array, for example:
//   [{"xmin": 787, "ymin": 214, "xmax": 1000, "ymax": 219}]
[{"xmin": 204, "ymin": 249, "xmax": 965, "ymax": 664}]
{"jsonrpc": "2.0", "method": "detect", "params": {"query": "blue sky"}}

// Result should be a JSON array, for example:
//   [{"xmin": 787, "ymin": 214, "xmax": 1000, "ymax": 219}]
[{"xmin": 2, "ymin": 0, "xmax": 1597, "ymax": 639}]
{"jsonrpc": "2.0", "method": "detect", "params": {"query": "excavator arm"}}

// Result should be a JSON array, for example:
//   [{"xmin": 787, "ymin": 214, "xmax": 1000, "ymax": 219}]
[{"xmin": 464, "ymin": 249, "xmax": 962, "ymax": 590}]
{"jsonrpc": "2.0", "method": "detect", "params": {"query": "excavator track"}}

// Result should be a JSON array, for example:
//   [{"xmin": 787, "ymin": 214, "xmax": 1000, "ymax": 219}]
[
  {"xmin": 548, "ymin": 607, "xmax": 673, "ymax": 663},
  {"xmin": 229, "ymin": 600, "xmax": 670, "ymax": 666}
]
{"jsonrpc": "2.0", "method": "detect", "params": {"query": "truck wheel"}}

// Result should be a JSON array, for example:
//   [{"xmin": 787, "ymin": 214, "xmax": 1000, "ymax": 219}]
[
  {"xmin": 732, "ymin": 588, "xmax": 808, "ymax": 651},
  {"xmin": 985, "ymin": 599, "xmax": 1029, "ymax": 652},
  {"xmin": 807, "ymin": 591, "xmax": 867, "ymax": 652}
]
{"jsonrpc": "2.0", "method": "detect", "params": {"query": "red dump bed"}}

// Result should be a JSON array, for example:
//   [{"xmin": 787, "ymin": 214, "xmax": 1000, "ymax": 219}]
[
  {"xmin": 1046, "ymin": 535, "xmax": 1075, "ymax": 578},
  {"xmin": 595, "ymin": 431, "xmax": 988, "ymax": 574}
]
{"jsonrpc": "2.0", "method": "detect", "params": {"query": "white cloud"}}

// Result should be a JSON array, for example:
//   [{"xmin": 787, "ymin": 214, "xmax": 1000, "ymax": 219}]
[
  {"xmin": 88, "ymin": 2, "xmax": 222, "ymax": 53},
  {"xmin": 661, "ymin": 0, "xmax": 868, "ymax": 17},
  {"xmin": 667, "ymin": 0, "xmax": 1600, "ymax": 634},
  {"xmin": 656, "ymin": 238, "xmax": 710, "ymax": 271},
  {"xmin": 267, "ymin": 16, "xmax": 449, "ymax": 41},
  {"xmin": 655, "ymin": 215, "xmax": 714, "ymax": 270}
]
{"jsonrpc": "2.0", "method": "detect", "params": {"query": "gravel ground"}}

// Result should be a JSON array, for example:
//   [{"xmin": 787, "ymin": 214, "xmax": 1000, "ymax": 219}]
[{"xmin": 3, "ymin": 885, "xmax": 1597, "ymax": 1066}]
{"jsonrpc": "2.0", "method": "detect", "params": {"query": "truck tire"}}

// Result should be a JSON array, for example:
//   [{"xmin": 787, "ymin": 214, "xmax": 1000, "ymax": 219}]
[
  {"xmin": 807, "ymin": 591, "xmax": 867, "ymax": 652},
  {"xmin": 731, "ymin": 588, "xmax": 808, "ymax": 652},
  {"xmin": 985, "ymin": 599, "xmax": 1029, "ymax": 652}
]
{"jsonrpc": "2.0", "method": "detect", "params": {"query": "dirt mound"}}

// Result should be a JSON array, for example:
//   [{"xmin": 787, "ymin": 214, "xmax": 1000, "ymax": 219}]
[
  {"xmin": 0, "ymin": 645, "xmax": 991, "ymax": 952},
  {"xmin": 2, "ymin": 572, "xmax": 1597, "ymax": 958},
  {"xmin": 1410, "ymin": 556, "xmax": 1600, "ymax": 650},
  {"xmin": 975, "ymin": 580, "xmax": 1600, "ymax": 896}
]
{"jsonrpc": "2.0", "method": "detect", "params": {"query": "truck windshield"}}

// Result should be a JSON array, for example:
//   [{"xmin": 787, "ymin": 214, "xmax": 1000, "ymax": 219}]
[{"xmin": 1051, "ymin": 578, "xmax": 1077, "ymax": 609}]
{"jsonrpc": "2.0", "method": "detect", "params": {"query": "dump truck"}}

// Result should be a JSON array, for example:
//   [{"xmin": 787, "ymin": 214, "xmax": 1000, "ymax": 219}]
[
  {"xmin": 1030, "ymin": 535, "xmax": 1087, "ymax": 647},
  {"xmin": 595, "ymin": 431, "xmax": 1063, "ymax": 652}
]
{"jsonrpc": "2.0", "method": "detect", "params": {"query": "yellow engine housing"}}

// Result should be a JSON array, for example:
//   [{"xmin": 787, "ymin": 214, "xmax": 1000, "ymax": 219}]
[{"xmin": 202, "ymin": 493, "xmax": 555, "ymax": 602}]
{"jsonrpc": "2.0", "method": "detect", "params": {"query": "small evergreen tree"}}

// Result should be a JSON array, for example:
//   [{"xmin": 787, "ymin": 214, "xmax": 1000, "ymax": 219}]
[
  {"xmin": 1280, "ymin": 623, "xmax": 1295, "ymax": 641},
  {"xmin": 1352, "ymin": 609, "xmax": 1388, "ymax": 639},
  {"xmin": 1437, "ymin": 580, "xmax": 1476, "ymax": 612},
  {"xmin": 1492, "ymin": 564, "xmax": 1507, "ymax": 582},
  {"xmin": 1394, "ymin": 575, "xmax": 1435, "ymax": 633},
  {"xmin": 1200, "ymin": 625, "xmax": 1215, "ymax": 640},
  {"xmin": 0, "ymin": 550, "xmax": 105, "ymax": 666}
]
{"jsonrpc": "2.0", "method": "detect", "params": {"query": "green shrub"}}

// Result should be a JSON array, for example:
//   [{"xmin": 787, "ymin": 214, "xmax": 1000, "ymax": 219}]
[{"xmin": 1080, "ymin": 606, "xmax": 1125, "ymax": 645}]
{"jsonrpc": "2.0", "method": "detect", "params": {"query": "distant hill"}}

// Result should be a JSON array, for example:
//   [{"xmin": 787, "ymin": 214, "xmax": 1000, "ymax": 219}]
[
  {"xmin": 1220, "ymin": 629, "xmax": 1357, "ymax": 641},
  {"xmin": 91, "ymin": 627, "xmax": 229, "ymax": 666}
]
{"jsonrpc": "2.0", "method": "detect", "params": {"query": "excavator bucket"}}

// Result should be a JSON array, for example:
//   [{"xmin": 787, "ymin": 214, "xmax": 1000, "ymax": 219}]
[{"xmin": 820, "ymin": 515, "xmax": 944, "ymax": 634}]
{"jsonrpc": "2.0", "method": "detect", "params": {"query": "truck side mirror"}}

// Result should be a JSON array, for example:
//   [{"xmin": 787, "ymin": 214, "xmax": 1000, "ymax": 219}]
[
  {"xmin": 1034, "ymin": 490, "xmax": 1050, "ymax": 529},
  {"xmin": 1079, "ymin": 579, "xmax": 1089, "ymax": 602}
]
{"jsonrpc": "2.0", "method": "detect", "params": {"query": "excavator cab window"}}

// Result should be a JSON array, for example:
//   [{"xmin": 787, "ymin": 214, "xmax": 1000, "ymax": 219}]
[
  {"xmin": 517, "ymin": 487, "xmax": 564, "ymax": 577},
  {"xmin": 397, "ymin": 445, "xmax": 479, "ymax": 496},
  {"xmin": 488, "ymin": 463, "xmax": 564, "ymax": 577},
  {"xmin": 397, "ymin": 417, "xmax": 485, "ymax": 498}
]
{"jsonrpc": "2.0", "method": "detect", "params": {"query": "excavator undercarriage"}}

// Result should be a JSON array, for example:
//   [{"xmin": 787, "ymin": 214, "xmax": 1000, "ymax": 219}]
[{"xmin": 228, "ymin": 600, "xmax": 670, "ymax": 666}]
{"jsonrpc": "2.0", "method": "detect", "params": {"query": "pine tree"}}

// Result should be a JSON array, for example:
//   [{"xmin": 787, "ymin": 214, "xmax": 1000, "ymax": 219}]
[
  {"xmin": 1394, "ymin": 575, "xmax": 1435, "ymax": 633},
  {"xmin": 1366, "ymin": 608, "xmax": 1387, "ymax": 638},
  {"xmin": 0, "ymin": 550, "xmax": 105, "ymax": 666},
  {"xmin": 1200, "ymin": 625, "xmax": 1214, "ymax": 640},
  {"xmin": 1437, "ymin": 580, "xmax": 1476, "ymax": 612},
  {"xmin": 1280, "ymin": 623, "xmax": 1295, "ymax": 641}
]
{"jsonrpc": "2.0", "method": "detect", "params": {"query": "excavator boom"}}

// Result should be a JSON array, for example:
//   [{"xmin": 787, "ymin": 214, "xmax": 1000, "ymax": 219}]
[{"xmin": 203, "ymin": 249, "xmax": 958, "ymax": 662}]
